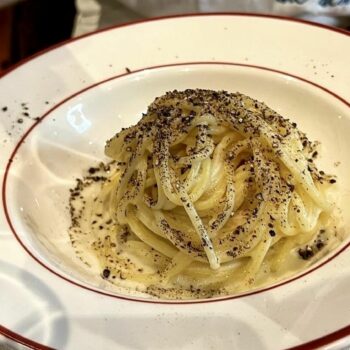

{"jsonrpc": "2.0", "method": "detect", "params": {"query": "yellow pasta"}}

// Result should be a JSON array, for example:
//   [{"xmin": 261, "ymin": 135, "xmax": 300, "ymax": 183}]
[{"xmin": 69, "ymin": 89, "xmax": 341, "ymax": 299}]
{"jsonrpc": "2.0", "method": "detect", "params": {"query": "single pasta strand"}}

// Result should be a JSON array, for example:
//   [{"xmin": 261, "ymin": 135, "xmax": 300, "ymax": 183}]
[{"xmin": 175, "ymin": 183, "xmax": 220, "ymax": 270}]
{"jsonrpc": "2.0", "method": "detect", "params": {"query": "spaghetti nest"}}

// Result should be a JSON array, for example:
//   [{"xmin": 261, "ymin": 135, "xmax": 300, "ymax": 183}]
[{"xmin": 70, "ymin": 89, "xmax": 338, "ymax": 299}]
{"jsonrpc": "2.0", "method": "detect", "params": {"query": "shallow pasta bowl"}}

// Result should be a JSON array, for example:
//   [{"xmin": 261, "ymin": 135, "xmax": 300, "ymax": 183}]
[{"xmin": 0, "ymin": 13, "xmax": 350, "ymax": 349}]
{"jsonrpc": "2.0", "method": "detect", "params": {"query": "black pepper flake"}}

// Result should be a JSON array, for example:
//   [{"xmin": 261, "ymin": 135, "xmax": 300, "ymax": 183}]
[
  {"xmin": 316, "ymin": 240, "xmax": 324, "ymax": 250},
  {"xmin": 329, "ymin": 179, "xmax": 336, "ymax": 184},
  {"xmin": 17, "ymin": 118, "xmax": 23, "ymax": 124},
  {"xmin": 2, "ymin": 106, "xmax": 8, "ymax": 112},
  {"xmin": 298, "ymin": 245, "xmax": 314, "ymax": 260},
  {"xmin": 287, "ymin": 184, "xmax": 295, "ymax": 192},
  {"xmin": 269, "ymin": 230, "xmax": 276, "ymax": 237},
  {"xmin": 102, "ymin": 268, "xmax": 110, "ymax": 279},
  {"xmin": 125, "ymin": 67, "xmax": 131, "ymax": 73},
  {"xmin": 23, "ymin": 112, "xmax": 30, "ymax": 117}
]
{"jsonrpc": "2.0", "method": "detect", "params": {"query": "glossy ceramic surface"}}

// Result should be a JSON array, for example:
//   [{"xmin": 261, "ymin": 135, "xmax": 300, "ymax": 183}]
[{"xmin": 0, "ymin": 14, "xmax": 349, "ymax": 349}]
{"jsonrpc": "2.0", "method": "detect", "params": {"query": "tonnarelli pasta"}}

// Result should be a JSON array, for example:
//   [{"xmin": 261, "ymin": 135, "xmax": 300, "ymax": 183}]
[{"xmin": 69, "ymin": 89, "xmax": 341, "ymax": 299}]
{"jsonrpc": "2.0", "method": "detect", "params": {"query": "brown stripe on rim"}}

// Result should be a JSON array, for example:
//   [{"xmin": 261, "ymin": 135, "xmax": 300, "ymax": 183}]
[
  {"xmin": 0, "ymin": 12, "xmax": 348, "ymax": 81},
  {"xmin": 0, "ymin": 324, "xmax": 54, "ymax": 350},
  {"xmin": 286, "ymin": 325, "xmax": 350, "ymax": 349}
]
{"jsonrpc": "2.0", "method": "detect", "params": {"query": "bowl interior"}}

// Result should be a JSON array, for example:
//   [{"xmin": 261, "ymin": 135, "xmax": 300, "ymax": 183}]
[{"xmin": 5, "ymin": 64, "xmax": 350, "ymax": 299}]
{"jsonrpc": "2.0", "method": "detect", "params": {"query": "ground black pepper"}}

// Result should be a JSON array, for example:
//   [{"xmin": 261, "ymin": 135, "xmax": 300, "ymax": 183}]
[
  {"xmin": 298, "ymin": 246, "xmax": 314, "ymax": 260},
  {"xmin": 67, "ymin": 88, "xmax": 340, "ymax": 299},
  {"xmin": 102, "ymin": 268, "xmax": 110, "ymax": 279}
]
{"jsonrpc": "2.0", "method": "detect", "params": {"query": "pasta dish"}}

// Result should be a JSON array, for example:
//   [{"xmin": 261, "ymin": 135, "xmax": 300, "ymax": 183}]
[{"xmin": 69, "ymin": 89, "xmax": 341, "ymax": 299}]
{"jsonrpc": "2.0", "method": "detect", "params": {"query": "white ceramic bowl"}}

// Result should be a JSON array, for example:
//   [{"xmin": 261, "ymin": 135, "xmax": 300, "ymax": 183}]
[{"xmin": 1, "ymin": 14, "xmax": 349, "ymax": 350}]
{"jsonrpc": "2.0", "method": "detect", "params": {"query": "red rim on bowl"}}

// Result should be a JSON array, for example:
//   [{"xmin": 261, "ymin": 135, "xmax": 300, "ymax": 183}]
[{"xmin": 0, "ymin": 13, "xmax": 349, "ymax": 350}]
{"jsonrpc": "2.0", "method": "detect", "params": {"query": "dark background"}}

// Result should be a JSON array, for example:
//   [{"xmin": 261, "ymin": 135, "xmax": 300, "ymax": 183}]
[{"xmin": 0, "ymin": 0, "xmax": 76, "ymax": 71}]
